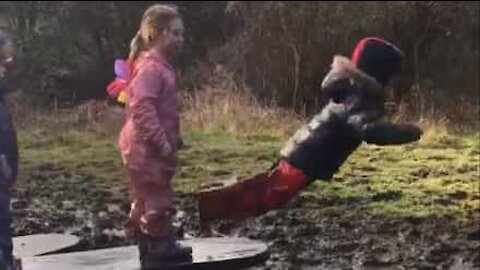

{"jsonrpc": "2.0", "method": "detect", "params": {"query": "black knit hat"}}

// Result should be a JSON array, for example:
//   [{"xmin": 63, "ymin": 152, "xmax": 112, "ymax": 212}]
[{"xmin": 351, "ymin": 37, "xmax": 403, "ymax": 86}]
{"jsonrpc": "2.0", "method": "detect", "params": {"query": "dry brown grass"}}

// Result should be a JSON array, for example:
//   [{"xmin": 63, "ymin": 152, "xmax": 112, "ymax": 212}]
[
  {"xmin": 179, "ymin": 65, "xmax": 303, "ymax": 139},
  {"xmin": 9, "ymin": 65, "xmax": 476, "ymax": 142},
  {"xmin": 9, "ymin": 66, "xmax": 303, "ymax": 141},
  {"xmin": 392, "ymin": 93, "xmax": 479, "ymax": 135}
]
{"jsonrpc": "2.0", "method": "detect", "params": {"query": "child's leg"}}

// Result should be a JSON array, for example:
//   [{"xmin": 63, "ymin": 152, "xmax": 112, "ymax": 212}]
[
  {"xmin": 124, "ymin": 198, "xmax": 145, "ymax": 237},
  {"xmin": 0, "ymin": 183, "xmax": 13, "ymax": 268},
  {"xmin": 198, "ymin": 160, "xmax": 310, "ymax": 229},
  {"xmin": 141, "ymin": 170, "xmax": 175, "ymax": 236},
  {"xmin": 128, "ymin": 169, "xmax": 173, "ymax": 237},
  {"xmin": 129, "ymin": 168, "xmax": 191, "ymax": 268}
]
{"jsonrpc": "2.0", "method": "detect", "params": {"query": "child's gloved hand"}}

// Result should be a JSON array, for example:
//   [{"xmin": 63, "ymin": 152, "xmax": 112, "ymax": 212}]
[
  {"xmin": 176, "ymin": 137, "xmax": 184, "ymax": 150},
  {"xmin": 157, "ymin": 142, "xmax": 173, "ymax": 157}
]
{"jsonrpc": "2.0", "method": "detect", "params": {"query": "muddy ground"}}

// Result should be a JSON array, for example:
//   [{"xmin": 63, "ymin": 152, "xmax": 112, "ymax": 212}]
[
  {"xmin": 11, "ymin": 171, "xmax": 480, "ymax": 269},
  {"xmin": 11, "ymin": 126, "xmax": 480, "ymax": 269}
]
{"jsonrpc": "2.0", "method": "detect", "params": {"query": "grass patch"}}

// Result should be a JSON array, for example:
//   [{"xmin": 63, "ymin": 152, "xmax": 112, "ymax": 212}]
[{"xmin": 14, "ymin": 104, "xmax": 479, "ymax": 222}]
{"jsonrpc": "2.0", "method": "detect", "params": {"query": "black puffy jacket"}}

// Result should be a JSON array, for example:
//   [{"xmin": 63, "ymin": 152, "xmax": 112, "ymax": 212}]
[{"xmin": 280, "ymin": 56, "xmax": 422, "ymax": 181}]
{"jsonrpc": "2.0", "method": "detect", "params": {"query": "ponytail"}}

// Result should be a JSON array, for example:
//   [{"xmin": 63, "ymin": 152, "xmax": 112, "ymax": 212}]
[{"xmin": 128, "ymin": 31, "xmax": 145, "ymax": 62}]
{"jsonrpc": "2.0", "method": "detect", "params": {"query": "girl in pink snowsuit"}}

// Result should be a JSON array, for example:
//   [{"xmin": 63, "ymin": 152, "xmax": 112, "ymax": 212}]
[
  {"xmin": 116, "ymin": 4, "xmax": 191, "ymax": 268},
  {"xmin": 119, "ymin": 48, "xmax": 181, "ymax": 236}
]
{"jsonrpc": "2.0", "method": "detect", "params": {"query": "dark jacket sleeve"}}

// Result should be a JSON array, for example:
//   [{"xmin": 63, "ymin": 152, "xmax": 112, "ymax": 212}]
[
  {"xmin": 362, "ymin": 122, "xmax": 423, "ymax": 145},
  {"xmin": 0, "ymin": 97, "xmax": 18, "ymax": 186}
]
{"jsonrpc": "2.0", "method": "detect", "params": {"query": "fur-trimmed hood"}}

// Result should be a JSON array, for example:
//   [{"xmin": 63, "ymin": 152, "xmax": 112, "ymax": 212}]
[{"xmin": 321, "ymin": 55, "xmax": 382, "ymax": 95}]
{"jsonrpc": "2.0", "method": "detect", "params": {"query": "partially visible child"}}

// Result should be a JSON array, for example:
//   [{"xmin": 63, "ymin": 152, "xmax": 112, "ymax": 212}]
[
  {"xmin": 113, "ymin": 4, "xmax": 191, "ymax": 269},
  {"xmin": 0, "ymin": 30, "xmax": 21, "ymax": 270}
]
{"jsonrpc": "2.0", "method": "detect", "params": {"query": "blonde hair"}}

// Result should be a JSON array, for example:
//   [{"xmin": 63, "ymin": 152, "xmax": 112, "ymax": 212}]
[{"xmin": 128, "ymin": 4, "xmax": 181, "ymax": 62}]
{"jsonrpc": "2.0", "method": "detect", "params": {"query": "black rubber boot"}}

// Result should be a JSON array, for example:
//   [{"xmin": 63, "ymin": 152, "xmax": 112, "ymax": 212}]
[{"xmin": 138, "ymin": 233, "xmax": 192, "ymax": 270}]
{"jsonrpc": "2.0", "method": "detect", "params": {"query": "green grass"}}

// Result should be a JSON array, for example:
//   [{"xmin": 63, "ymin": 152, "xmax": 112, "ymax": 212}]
[{"xmin": 16, "ymin": 123, "xmax": 480, "ymax": 221}]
